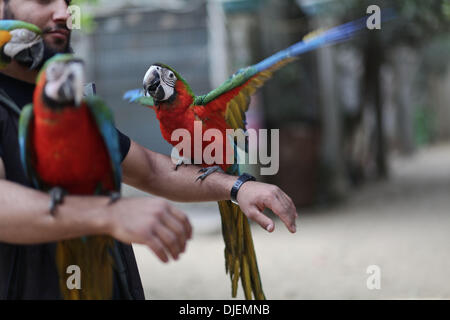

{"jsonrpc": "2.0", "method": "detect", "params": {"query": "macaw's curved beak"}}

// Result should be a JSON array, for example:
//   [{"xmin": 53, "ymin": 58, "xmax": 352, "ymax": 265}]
[
  {"xmin": 144, "ymin": 71, "xmax": 161, "ymax": 99},
  {"xmin": 44, "ymin": 61, "xmax": 85, "ymax": 108},
  {"xmin": 13, "ymin": 39, "xmax": 44, "ymax": 70}
]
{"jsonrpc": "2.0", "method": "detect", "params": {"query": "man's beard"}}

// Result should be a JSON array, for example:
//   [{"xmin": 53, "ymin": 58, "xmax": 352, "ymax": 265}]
[{"xmin": 39, "ymin": 37, "xmax": 74, "ymax": 67}]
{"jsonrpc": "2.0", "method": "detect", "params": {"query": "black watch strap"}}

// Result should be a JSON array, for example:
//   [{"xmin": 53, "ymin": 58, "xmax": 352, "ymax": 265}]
[{"xmin": 230, "ymin": 173, "xmax": 256, "ymax": 205}]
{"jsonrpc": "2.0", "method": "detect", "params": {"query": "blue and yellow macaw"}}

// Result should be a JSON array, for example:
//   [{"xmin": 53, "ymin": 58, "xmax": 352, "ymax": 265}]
[{"xmin": 0, "ymin": 19, "xmax": 44, "ymax": 69}]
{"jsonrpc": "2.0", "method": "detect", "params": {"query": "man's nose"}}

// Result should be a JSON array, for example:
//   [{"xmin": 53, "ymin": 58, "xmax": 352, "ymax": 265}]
[{"xmin": 52, "ymin": 0, "xmax": 71, "ymax": 24}]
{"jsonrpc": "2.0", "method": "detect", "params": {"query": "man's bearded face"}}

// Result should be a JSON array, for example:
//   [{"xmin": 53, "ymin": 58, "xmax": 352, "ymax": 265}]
[{"xmin": 2, "ymin": 0, "xmax": 73, "ymax": 67}]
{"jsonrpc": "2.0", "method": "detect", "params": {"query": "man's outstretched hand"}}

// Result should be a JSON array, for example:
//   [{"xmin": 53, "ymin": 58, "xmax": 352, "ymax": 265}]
[
  {"xmin": 236, "ymin": 182, "xmax": 298, "ymax": 233},
  {"xmin": 107, "ymin": 198, "xmax": 192, "ymax": 263}
]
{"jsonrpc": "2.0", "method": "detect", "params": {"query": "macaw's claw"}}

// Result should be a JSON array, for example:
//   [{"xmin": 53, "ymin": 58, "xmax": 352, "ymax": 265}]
[
  {"xmin": 108, "ymin": 192, "xmax": 121, "ymax": 204},
  {"xmin": 195, "ymin": 166, "xmax": 224, "ymax": 181},
  {"xmin": 174, "ymin": 158, "xmax": 190, "ymax": 171},
  {"xmin": 49, "ymin": 187, "xmax": 66, "ymax": 215}
]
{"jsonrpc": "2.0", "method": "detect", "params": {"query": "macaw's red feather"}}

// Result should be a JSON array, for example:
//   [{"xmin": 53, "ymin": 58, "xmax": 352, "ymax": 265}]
[
  {"xmin": 32, "ymin": 74, "xmax": 114, "ymax": 194},
  {"xmin": 154, "ymin": 79, "xmax": 255, "ymax": 172},
  {"xmin": 32, "ymin": 72, "xmax": 115, "ymax": 300}
]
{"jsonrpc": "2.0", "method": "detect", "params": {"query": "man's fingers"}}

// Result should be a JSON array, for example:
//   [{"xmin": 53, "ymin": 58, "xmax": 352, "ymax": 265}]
[
  {"xmin": 154, "ymin": 225, "xmax": 182, "ymax": 260},
  {"xmin": 246, "ymin": 207, "xmax": 275, "ymax": 232},
  {"xmin": 280, "ymin": 192, "xmax": 299, "ymax": 220},
  {"xmin": 169, "ymin": 206, "xmax": 193, "ymax": 239},
  {"xmin": 264, "ymin": 193, "xmax": 297, "ymax": 233},
  {"xmin": 162, "ymin": 213, "xmax": 188, "ymax": 252},
  {"xmin": 146, "ymin": 236, "xmax": 170, "ymax": 263}
]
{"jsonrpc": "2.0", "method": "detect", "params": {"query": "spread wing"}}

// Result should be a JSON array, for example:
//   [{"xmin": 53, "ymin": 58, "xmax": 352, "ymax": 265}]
[
  {"xmin": 193, "ymin": 16, "xmax": 372, "ymax": 131},
  {"xmin": 85, "ymin": 95, "xmax": 122, "ymax": 192}
]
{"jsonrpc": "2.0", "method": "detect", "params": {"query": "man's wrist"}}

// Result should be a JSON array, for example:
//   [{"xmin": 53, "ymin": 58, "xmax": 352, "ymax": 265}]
[
  {"xmin": 230, "ymin": 173, "xmax": 256, "ymax": 205},
  {"xmin": 62, "ymin": 195, "xmax": 113, "ymax": 237}
]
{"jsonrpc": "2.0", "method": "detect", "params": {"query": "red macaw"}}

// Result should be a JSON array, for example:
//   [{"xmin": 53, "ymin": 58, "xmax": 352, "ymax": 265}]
[
  {"xmin": 123, "ymin": 17, "xmax": 372, "ymax": 299},
  {"xmin": 19, "ymin": 54, "xmax": 123, "ymax": 300}
]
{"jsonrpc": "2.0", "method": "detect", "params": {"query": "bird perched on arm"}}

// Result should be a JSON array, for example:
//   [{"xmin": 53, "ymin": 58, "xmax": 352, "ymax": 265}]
[
  {"xmin": 0, "ymin": 20, "xmax": 44, "ymax": 69},
  {"xmin": 19, "ymin": 54, "xmax": 123, "ymax": 300},
  {"xmin": 123, "ymin": 17, "xmax": 372, "ymax": 300}
]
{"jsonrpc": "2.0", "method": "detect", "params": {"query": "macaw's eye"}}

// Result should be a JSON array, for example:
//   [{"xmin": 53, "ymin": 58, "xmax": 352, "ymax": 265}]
[{"xmin": 169, "ymin": 73, "xmax": 174, "ymax": 78}]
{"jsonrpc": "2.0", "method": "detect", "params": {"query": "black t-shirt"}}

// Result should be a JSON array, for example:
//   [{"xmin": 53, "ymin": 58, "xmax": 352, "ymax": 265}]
[{"xmin": 0, "ymin": 73, "xmax": 145, "ymax": 299}]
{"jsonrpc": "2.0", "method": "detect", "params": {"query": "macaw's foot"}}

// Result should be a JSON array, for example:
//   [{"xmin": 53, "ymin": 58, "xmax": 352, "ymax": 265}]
[
  {"xmin": 174, "ymin": 158, "xmax": 190, "ymax": 171},
  {"xmin": 109, "ymin": 191, "xmax": 121, "ymax": 204},
  {"xmin": 195, "ymin": 166, "xmax": 224, "ymax": 181},
  {"xmin": 49, "ymin": 187, "xmax": 66, "ymax": 215}
]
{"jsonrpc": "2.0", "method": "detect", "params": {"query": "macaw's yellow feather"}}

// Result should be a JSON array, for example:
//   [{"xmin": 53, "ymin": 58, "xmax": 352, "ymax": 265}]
[
  {"xmin": 241, "ymin": 255, "xmax": 253, "ymax": 300},
  {"xmin": 0, "ymin": 30, "xmax": 12, "ymax": 47},
  {"xmin": 224, "ymin": 57, "xmax": 296, "ymax": 132},
  {"xmin": 217, "ymin": 200, "xmax": 266, "ymax": 300},
  {"xmin": 302, "ymin": 27, "xmax": 327, "ymax": 41},
  {"xmin": 55, "ymin": 236, "xmax": 115, "ymax": 300}
]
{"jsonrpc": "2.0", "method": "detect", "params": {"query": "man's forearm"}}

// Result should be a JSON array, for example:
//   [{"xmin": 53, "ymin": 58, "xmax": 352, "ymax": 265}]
[
  {"xmin": 123, "ymin": 142, "xmax": 237, "ymax": 202},
  {"xmin": 0, "ymin": 179, "xmax": 110, "ymax": 244}
]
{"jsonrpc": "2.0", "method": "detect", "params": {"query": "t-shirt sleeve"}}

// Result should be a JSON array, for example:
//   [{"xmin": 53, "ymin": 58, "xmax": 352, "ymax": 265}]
[{"xmin": 116, "ymin": 128, "xmax": 131, "ymax": 162}]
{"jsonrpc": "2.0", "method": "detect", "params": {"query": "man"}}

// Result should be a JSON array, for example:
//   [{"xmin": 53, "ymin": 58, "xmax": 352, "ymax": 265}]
[{"xmin": 0, "ymin": 0, "xmax": 298, "ymax": 299}]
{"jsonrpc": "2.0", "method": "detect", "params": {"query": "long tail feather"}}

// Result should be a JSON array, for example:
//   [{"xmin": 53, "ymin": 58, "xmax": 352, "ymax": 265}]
[
  {"xmin": 218, "ymin": 200, "xmax": 265, "ymax": 300},
  {"xmin": 56, "ymin": 236, "xmax": 115, "ymax": 300}
]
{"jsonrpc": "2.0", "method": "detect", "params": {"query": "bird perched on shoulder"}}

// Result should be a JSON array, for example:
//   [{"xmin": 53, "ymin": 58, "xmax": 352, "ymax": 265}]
[{"xmin": 0, "ymin": 20, "xmax": 44, "ymax": 69}]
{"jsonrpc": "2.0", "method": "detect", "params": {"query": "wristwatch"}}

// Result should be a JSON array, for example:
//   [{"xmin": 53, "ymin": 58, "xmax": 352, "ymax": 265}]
[{"xmin": 230, "ymin": 173, "xmax": 256, "ymax": 205}]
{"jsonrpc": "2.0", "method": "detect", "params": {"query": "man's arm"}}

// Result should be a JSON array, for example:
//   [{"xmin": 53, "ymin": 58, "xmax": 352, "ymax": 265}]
[
  {"xmin": 122, "ymin": 140, "xmax": 298, "ymax": 233},
  {"xmin": 0, "ymin": 157, "xmax": 192, "ymax": 263}
]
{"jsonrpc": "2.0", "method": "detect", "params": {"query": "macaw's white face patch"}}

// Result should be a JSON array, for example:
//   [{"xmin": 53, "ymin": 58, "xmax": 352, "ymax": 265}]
[
  {"xmin": 44, "ymin": 61, "xmax": 85, "ymax": 107},
  {"xmin": 143, "ymin": 65, "xmax": 177, "ymax": 102},
  {"xmin": 3, "ymin": 28, "xmax": 42, "ymax": 58}
]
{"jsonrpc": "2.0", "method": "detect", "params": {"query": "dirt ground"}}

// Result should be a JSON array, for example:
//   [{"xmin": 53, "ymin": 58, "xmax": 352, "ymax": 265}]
[{"xmin": 124, "ymin": 144, "xmax": 450, "ymax": 299}]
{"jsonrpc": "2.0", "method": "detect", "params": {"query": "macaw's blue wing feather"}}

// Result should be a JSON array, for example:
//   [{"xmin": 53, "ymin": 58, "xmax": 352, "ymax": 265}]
[
  {"xmin": 0, "ymin": 20, "xmax": 42, "ymax": 33},
  {"xmin": 18, "ymin": 104, "xmax": 42, "ymax": 189},
  {"xmin": 123, "ymin": 89, "xmax": 155, "ymax": 107},
  {"xmin": 85, "ymin": 95, "xmax": 122, "ymax": 192},
  {"xmin": 254, "ymin": 11, "xmax": 396, "ymax": 73}
]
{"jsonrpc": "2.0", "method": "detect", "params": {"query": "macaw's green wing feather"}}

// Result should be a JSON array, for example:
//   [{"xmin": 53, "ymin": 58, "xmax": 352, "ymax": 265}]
[
  {"xmin": 85, "ymin": 95, "xmax": 122, "ymax": 192},
  {"xmin": 123, "ymin": 89, "xmax": 155, "ymax": 107},
  {"xmin": 18, "ymin": 104, "xmax": 42, "ymax": 189}
]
